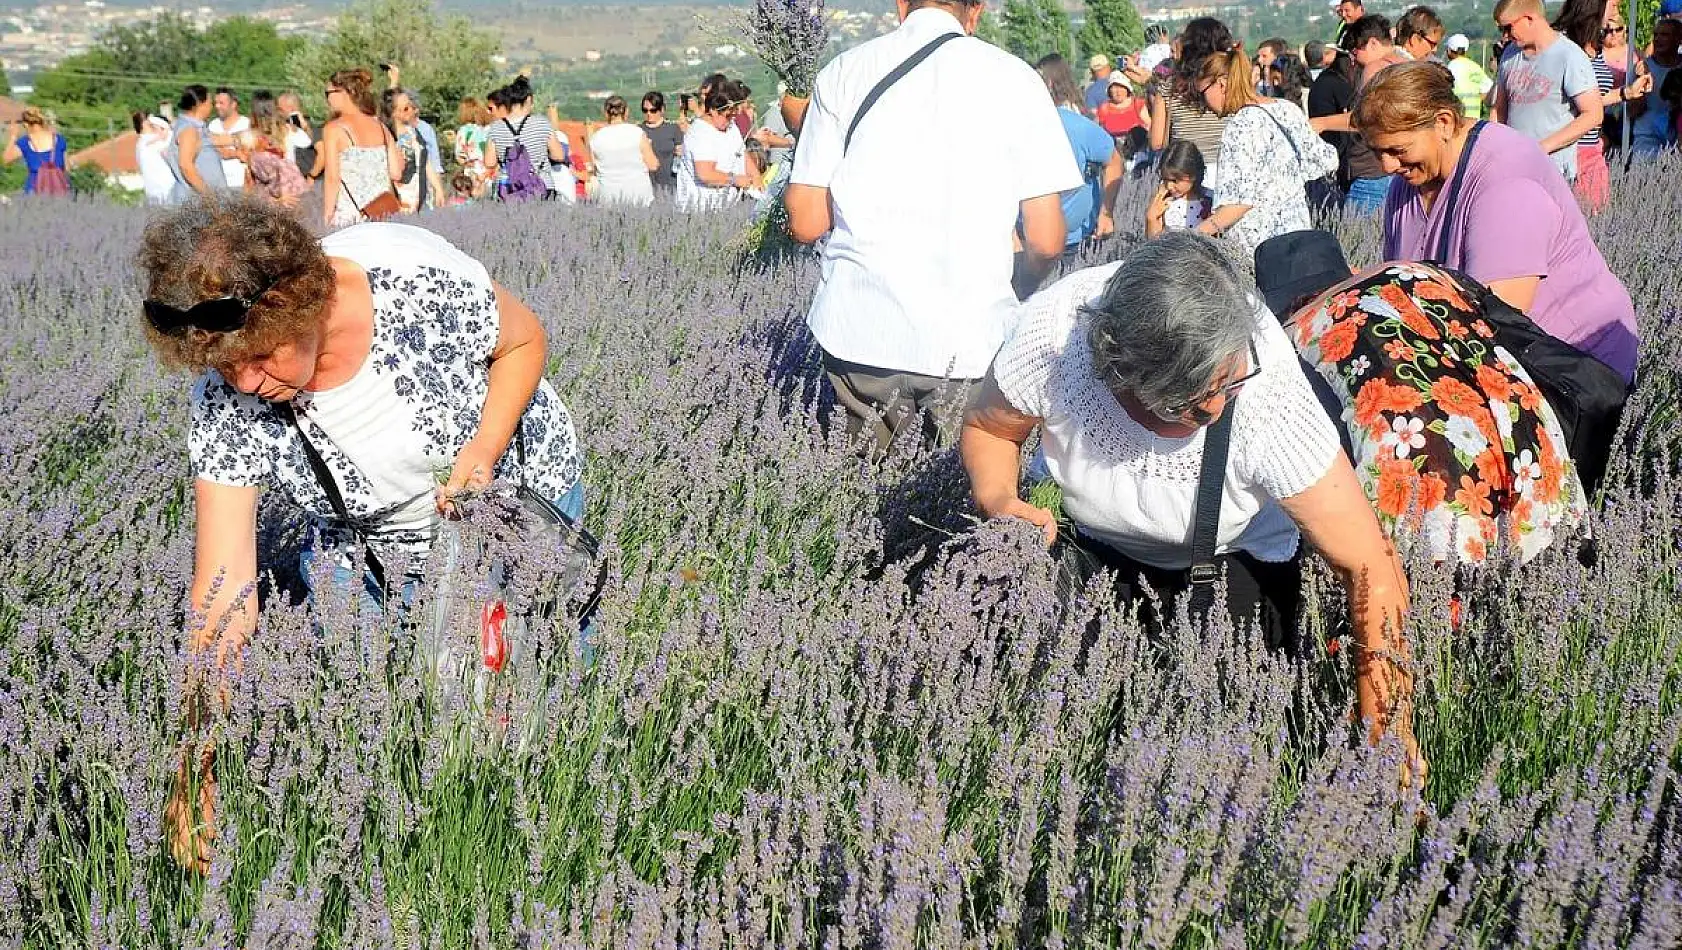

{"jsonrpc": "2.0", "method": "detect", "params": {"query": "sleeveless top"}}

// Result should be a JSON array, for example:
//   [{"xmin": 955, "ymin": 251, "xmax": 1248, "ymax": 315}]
[
  {"xmin": 589, "ymin": 122, "xmax": 655, "ymax": 207},
  {"xmin": 333, "ymin": 140, "xmax": 393, "ymax": 227},
  {"xmin": 165, "ymin": 116, "xmax": 227, "ymax": 203}
]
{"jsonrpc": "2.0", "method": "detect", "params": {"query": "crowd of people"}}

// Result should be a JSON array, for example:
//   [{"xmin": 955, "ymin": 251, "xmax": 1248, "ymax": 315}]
[
  {"xmin": 137, "ymin": 0, "xmax": 1666, "ymax": 862},
  {"xmin": 128, "ymin": 65, "xmax": 787, "ymax": 218}
]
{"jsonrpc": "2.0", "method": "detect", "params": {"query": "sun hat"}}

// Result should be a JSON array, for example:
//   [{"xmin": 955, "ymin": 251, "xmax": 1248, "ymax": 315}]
[
  {"xmin": 1446, "ymin": 33, "xmax": 1470, "ymax": 52},
  {"xmin": 1108, "ymin": 75, "xmax": 1130, "ymax": 88},
  {"xmin": 1253, "ymin": 230, "xmax": 1353, "ymax": 318},
  {"xmin": 1089, "ymin": 54, "xmax": 1111, "ymax": 69}
]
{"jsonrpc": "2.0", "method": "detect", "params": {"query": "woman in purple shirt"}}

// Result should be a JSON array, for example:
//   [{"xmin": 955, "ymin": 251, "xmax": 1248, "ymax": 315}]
[{"xmin": 1351, "ymin": 61, "xmax": 1637, "ymax": 384}]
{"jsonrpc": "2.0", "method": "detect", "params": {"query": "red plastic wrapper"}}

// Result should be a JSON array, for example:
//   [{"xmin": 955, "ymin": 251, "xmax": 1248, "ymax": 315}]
[{"xmin": 481, "ymin": 601, "xmax": 508, "ymax": 673}]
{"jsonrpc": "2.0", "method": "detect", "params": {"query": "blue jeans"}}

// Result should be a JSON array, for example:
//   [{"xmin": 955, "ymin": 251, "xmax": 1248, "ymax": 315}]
[{"xmin": 1345, "ymin": 176, "xmax": 1393, "ymax": 216}]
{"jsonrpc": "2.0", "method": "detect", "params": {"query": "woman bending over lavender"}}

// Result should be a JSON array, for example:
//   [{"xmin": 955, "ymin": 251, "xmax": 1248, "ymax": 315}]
[
  {"xmin": 137, "ymin": 196, "xmax": 583, "ymax": 870},
  {"xmin": 960, "ymin": 231, "xmax": 1421, "ymax": 777}
]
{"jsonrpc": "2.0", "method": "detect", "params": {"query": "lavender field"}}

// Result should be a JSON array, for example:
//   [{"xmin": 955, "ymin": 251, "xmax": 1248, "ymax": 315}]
[{"xmin": 4, "ymin": 164, "xmax": 1682, "ymax": 949}]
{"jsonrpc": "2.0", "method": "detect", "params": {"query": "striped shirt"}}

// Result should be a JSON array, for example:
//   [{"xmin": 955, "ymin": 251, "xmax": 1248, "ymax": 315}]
[
  {"xmin": 1580, "ymin": 52, "xmax": 1614, "ymax": 146},
  {"xmin": 486, "ymin": 113, "xmax": 555, "ymax": 174},
  {"xmin": 1163, "ymin": 89, "xmax": 1228, "ymax": 170}
]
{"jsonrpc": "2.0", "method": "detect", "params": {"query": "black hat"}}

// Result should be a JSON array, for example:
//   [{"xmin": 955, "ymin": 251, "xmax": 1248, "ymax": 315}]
[{"xmin": 1254, "ymin": 230, "xmax": 1352, "ymax": 319}]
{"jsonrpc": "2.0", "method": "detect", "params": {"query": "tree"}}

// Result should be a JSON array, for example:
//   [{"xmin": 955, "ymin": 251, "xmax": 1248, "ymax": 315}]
[
  {"xmin": 285, "ymin": 0, "xmax": 500, "ymax": 124},
  {"xmin": 1077, "ymin": 0, "xmax": 1144, "ymax": 64},
  {"xmin": 999, "ymin": 0, "xmax": 1075, "ymax": 64},
  {"xmin": 29, "ymin": 15, "xmax": 300, "ymax": 148},
  {"xmin": 975, "ymin": 11, "xmax": 1008, "ymax": 50},
  {"xmin": 0, "ymin": 67, "xmax": 11, "ymax": 98}
]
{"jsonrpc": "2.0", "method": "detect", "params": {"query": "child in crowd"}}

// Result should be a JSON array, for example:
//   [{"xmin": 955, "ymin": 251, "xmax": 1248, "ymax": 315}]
[
  {"xmin": 447, "ymin": 172, "xmax": 476, "ymax": 208},
  {"xmin": 1143, "ymin": 141, "xmax": 1212, "ymax": 237}
]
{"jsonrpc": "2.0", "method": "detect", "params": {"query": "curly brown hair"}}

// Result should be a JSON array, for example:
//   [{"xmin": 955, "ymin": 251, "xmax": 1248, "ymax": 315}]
[{"xmin": 138, "ymin": 196, "xmax": 336, "ymax": 374}]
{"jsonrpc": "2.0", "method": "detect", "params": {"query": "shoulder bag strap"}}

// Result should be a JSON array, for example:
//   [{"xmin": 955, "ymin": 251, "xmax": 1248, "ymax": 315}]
[
  {"xmin": 1244, "ymin": 102, "xmax": 1302, "ymax": 164},
  {"xmin": 275, "ymin": 401, "xmax": 388, "ymax": 592},
  {"xmin": 336, "ymin": 126, "xmax": 371, "ymax": 209},
  {"xmin": 1432, "ymin": 120, "xmax": 1485, "ymax": 264},
  {"xmin": 1187, "ymin": 394, "xmax": 1237, "ymax": 616},
  {"xmin": 844, "ymin": 32, "xmax": 965, "ymax": 153}
]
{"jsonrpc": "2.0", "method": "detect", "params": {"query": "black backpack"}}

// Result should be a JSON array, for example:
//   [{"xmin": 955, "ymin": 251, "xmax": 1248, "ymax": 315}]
[{"xmin": 1439, "ymin": 269, "xmax": 1629, "ymax": 494}]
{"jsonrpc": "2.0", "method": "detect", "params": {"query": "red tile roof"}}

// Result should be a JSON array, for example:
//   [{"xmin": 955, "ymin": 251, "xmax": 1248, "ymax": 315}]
[{"xmin": 69, "ymin": 131, "xmax": 140, "ymax": 175}]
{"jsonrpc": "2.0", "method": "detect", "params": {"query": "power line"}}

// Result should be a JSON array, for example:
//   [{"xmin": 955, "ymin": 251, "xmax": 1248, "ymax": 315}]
[{"xmin": 38, "ymin": 67, "xmax": 294, "ymax": 90}]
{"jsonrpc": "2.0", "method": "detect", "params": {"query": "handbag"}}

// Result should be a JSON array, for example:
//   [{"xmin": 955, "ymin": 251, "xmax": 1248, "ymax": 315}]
[
  {"xmin": 276, "ymin": 403, "xmax": 603, "ymax": 615},
  {"xmin": 1245, "ymin": 104, "xmax": 1343, "ymax": 217},
  {"xmin": 1429, "ymin": 121, "xmax": 1630, "ymax": 493}
]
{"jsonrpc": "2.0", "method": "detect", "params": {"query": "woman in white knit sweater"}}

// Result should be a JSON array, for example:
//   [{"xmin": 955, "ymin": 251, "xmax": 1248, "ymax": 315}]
[{"xmin": 961, "ymin": 232, "xmax": 1419, "ymax": 771}]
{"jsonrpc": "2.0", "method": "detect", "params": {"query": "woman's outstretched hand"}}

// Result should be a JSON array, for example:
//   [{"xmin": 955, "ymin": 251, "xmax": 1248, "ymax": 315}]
[
  {"xmin": 438, "ymin": 438, "xmax": 501, "ymax": 514},
  {"xmin": 995, "ymin": 498, "xmax": 1058, "ymax": 547}
]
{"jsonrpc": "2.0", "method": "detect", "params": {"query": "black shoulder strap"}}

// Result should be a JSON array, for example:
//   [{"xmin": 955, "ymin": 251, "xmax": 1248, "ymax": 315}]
[
  {"xmin": 1432, "ymin": 120, "xmax": 1485, "ymax": 265},
  {"xmin": 1187, "ymin": 395, "xmax": 1237, "ymax": 615},
  {"xmin": 275, "ymin": 401, "xmax": 388, "ymax": 592},
  {"xmin": 844, "ymin": 32, "xmax": 964, "ymax": 153}
]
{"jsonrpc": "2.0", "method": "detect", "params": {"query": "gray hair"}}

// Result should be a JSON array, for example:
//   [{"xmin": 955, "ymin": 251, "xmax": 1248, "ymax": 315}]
[{"xmin": 1085, "ymin": 231, "xmax": 1255, "ymax": 414}]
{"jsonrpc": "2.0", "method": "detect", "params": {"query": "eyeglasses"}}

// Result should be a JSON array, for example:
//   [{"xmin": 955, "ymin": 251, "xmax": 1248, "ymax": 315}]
[
  {"xmin": 1158, "ymin": 342, "xmax": 1262, "ymax": 420},
  {"xmin": 144, "ymin": 281, "xmax": 273, "ymax": 336},
  {"xmin": 1197, "ymin": 76, "xmax": 1227, "ymax": 95}
]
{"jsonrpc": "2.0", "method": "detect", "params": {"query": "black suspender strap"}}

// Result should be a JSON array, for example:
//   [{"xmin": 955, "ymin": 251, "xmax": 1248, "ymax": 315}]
[
  {"xmin": 1186, "ymin": 395, "xmax": 1237, "ymax": 616},
  {"xmin": 275, "ymin": 401, "xmax": 389, "ymax": 593},
  {"xmin": 843, "ymin": 32, "xmax": 964, "ymax": 153},
  {"xmin": 1432, "ymin": 120, "xmax": 1485, "ymax": 265}
]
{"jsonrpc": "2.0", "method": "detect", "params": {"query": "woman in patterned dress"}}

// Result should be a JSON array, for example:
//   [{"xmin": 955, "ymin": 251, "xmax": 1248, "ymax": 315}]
[
  {"xmin": 140, "ymin": 197, "xmax": 585, "ymax": 870},
  {"xmin": 1255, "ymin": 230, "xmax": 1586, "ymax": 565}
]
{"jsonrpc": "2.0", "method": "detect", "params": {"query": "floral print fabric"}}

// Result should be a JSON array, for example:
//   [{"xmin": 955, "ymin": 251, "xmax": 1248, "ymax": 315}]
[
  {"xmin": 1289, "ymin": 263, "xmax": 1585, "ymax": 563},
  {"xmin": 189, "ymin": 260, "xmax": 582, "ymax": 564}
]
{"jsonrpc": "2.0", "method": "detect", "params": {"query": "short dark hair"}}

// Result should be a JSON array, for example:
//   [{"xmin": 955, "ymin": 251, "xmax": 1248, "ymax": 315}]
[
  {"xmin": 1259, "ymin": 37, "xmax": 1288, "ymax": 56},
  {"xmin": 1158, "ymin": 140, "xmax": 1206, "ymax": 189},
  {"xmin": 1341, "ymin": 14, "xmax": 1394, "ymax": 52},
  {"xmin": 642, "ymin": 90, "xmax": 666, "ymax": 112},
  {"xmin": 1396, "ymin": 6, "xmax": 1445, "ymax": 45},
  {"xmin": 179, "ymin": 84, "xmax": 211, "ymax": 112},
  {"xmin": 214, "ymin": 86, "xmax": 237, "ymax": 102},
  {"xmin": 1304, "ymin": 39, "xmax": 1327, "ymax": 64}
]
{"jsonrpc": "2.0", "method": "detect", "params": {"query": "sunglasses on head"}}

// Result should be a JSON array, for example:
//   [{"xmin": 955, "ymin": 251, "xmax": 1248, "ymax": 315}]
[{"xmin": 144, "ymin": 281, "xmax": 273, "ymax": 336}]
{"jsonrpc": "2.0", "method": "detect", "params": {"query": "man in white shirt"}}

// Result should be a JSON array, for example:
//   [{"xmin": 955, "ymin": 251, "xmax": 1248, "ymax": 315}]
[
  {"xmin": 207, "ymin": 87, "xmax": 250, "ymax": 191},
  {"xmin": 785, "ymin": 0, "xmax": 1080, "ymax": 453}
]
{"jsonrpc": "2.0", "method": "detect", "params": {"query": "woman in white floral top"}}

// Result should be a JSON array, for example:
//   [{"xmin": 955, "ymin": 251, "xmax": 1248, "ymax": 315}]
[
  {"xmin": 1191, "ymin": 48, "xmax": 1340, "ymax": 255},
  {"xmin": 139, "ymin": 198, "xmax": 583, "ymax": 658}
]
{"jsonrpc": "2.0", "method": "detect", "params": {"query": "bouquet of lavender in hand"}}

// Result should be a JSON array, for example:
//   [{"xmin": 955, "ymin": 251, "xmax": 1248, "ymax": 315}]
[{"xmin": 724, "ymin": 0, "xmax": 830, "ymax": 98}]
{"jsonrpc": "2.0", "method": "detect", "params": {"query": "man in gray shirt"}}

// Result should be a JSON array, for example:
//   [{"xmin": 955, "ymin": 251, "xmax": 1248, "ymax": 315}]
[{"xmin": 1491, "ymin": 0, "xmax": 1602, "ymax": 179}]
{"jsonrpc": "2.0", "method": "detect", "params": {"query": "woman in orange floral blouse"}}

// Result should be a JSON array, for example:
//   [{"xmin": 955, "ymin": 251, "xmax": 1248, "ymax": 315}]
[{"xmin": 1256, "ymin": 231, "xmax": 1586, "ymax": 564}]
